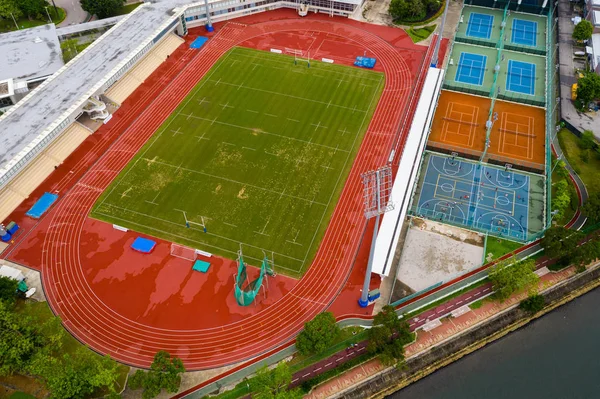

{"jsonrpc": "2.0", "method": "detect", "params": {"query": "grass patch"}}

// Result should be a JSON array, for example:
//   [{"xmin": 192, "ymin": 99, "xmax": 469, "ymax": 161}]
[
  {"xmin": 485, "ymin": 237, "xmax": 523, "ymax": 262},
  {"xmin": 115, "ymin": 2, "xmax": 143, "ymax": 15},
  {"xmin": 91, "ymin": 46, "xmax": 384, "ymax": 277},
  {"xmin": 406, "ymin": 24, "xmax": 437, "ymax": 43},
  {"xmin": 558, "ymin": 128, "xmax": 600, "ymax": 196},
  {"xmin": 9, "ymin": 301, "xmax": 129, "ymax": 396},
  {"xmin": 0, "ymin": 7, "xmax": 66, "ymax": 33},
  {"xmin": 469, "ymin": 299, "xmax": 484, "ymax": 309},
  {"xmin": 60, "ymin": 39, "xmax": 93, "ymax": 63}
]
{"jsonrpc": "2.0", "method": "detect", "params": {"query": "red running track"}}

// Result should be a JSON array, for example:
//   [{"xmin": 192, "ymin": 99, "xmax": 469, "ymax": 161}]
[{"xmin": 3, "ymin": 14, "xmax": 428, "ymax": 369}]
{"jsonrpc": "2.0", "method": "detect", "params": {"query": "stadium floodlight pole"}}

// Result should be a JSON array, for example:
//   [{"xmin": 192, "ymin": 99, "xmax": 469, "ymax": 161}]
[
  {"xmin": 359, "ymin": 166, "xmax": 394, "ymax": 308},
  {"xmin": 10, "ymin": 13, "xmax": 19, "ymax": 30},
  {"xmin": 430, "ymin": 0, "xmax": 449, "ymax": 68},
  {"xmin": 44, "ymin": 7, "xmax": 52, "ymax": 23},
  {"xmin": 204, "ymin": 0, "xmax": 214, "ymax": 32}
]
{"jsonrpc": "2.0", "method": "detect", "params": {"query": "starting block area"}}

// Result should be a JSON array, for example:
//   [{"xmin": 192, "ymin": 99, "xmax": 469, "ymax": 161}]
[{"xmin": 412, "ymin": 153, "xmax": 545, "ymax": 241}]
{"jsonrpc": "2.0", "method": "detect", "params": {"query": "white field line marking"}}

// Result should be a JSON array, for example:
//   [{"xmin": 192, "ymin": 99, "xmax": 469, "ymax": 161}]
[
  {"xmin": 207, "ymin": 79, "xmax": 368, "ymax": 113},
  {"xmin": 94, "ymin": 209, "xmax": 305, "ymax": 267},
  {"xmin": 300, "ymin": 76, "xmax": 385, "ymax": 269},
  {"xmin": 140, "ymin": 157, "xmax": 327, "ymax": 206},
  {"xmin": 179, "ymin": 113, "xmax": 348, "ymax": 153}
]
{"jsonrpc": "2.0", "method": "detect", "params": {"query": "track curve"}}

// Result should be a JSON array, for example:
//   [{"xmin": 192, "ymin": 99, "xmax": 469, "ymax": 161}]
[{"xmin": 41, "ymin": 18, "xmax": 417, "ymax": 369}]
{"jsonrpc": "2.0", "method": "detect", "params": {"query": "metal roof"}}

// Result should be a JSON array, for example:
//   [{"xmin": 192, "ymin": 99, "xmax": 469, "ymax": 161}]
[
  {"xmin": 0, "ymin": 24, "xmax": 63, "ymax": 82},
  {"xmin": 0, "ymin": 0, "xmax": 193, "ymax": 176}
]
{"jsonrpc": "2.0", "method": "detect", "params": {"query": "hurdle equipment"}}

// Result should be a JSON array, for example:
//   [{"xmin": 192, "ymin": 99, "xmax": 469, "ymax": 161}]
[{"xmin": 171, "ymin": 243, "xmax": 197, "ymax": 261}]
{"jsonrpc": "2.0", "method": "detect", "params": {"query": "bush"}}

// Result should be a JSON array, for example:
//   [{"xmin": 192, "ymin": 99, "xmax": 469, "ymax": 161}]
[
  {"xmin": 573, "ymin": 20, "xmax": 593, "ymax": 42},
  {"xmin": 579, "ymin": 130, "xmax": 596, "ymax": 150},
  {"xmin": 389, "ymin": 0, "xmax": 441, "ymax": 23},
  {"xmin": 519, "ymin": 294, "xmax": 545, "ymax": 313}
]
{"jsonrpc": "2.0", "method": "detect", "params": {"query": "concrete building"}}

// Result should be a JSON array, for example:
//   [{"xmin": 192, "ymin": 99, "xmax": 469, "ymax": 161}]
[
  {"xmin": 0, "ymin": 24, "xmax": 64, "ymax": 110},
  {"xmin": 586, "ymin": 0, "xmax": 600, "ymax": 32}
]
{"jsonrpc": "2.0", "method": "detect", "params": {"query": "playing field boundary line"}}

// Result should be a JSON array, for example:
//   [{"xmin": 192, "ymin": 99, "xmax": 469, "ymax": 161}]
[
  {"xmin": 93, "ymin": 208, "xmax": 306, "ymax": 266},
  {"xmin": 178, "ymin": 113, "xmax": 351, "ymax": 153},
  {"xmin": 206, "ymin": 79, "xmax": 371, "ymax": 113},
  {"xmin": 229, "ymin": 47, "xmax": 384, "ymax": 83}
]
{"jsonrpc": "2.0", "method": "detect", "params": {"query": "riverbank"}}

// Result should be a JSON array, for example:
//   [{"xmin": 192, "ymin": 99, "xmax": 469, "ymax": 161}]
[{"xmin": 329, "ymin": 262, "xmax": 600, "ymax": 399}]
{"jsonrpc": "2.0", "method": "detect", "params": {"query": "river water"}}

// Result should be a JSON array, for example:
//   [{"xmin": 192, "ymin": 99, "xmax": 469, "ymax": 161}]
[{"xmin": 390, "ymin": 288, "xmax": 600, "ymax": 399}]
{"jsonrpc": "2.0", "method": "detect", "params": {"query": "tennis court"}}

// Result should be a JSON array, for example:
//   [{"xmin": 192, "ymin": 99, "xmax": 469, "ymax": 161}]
[
  {"xmin": 497, "ymin": 51, "xmax": 545, "ymax": 103},
  {"xmin": 466, "ymin": 12, "xmax": 494, "ymax": 39},
  {"xmin": 487, "ymin": 100, "xmax": 546, "ymax": 169},
  {"xmin": 511, "ymin": 18, "xmax": 537, "ymax": 47},
  {"xmin": 427, "ymin": 90, "xmax": 488, "ymax": 156},
  {"xmin": 456, "ymin": 6, "xmax": 503, "ymax": 44},
  {"xmin": 455, "ymin": 53, "xmax": 488, "ymax": 86},
  {"xmin": 506, "ymin": 60, "xmax": 535, "ymax": 95},
  {"xmin": 445, "ymin": 44, "xmax": 496, "ymax": 95},
  {"xmin": 411, "ymin": 152, "xmax": 545, "ymax": 241}
]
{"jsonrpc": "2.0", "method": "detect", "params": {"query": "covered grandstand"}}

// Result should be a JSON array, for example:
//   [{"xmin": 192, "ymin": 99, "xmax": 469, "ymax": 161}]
[{"xmin": 0, "ymin": 0, "xmax": 369, "ymax": 223}]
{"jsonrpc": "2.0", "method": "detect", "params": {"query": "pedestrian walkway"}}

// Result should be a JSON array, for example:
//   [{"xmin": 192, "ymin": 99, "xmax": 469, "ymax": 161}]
[{"xmin": 306, "ymin": 265, "xmax": 575, "ymax": 398}]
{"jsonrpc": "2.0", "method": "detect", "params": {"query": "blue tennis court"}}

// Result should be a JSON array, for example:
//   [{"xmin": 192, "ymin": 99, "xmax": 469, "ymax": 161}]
[
  {"xmin": 455, "ymin": 53, "xmax": 487, "ymax": 86},
  {"xmin": 414, "ymin": 154, "xmax": 531, "ymax": 241},
  {"xmin": 506, "ymin": 60, "xmax": 535, "ymax": 95},
  {"xmin": 466, "ymin": 13, "xmax": 494, "ymax": 39},
  {"xmin": 511, "ymin": 19, "xmax": 537, "ymax": 47}
]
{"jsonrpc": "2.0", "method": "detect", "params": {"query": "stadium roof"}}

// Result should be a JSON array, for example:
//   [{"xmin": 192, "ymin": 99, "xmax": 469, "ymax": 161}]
[
  {"xmin": 0, "ymin": 0, "xmax": 194, "ymax": 175},
  {"xmin": 0, "ymin": 24, "xmax": 63, "ymax": 82}
]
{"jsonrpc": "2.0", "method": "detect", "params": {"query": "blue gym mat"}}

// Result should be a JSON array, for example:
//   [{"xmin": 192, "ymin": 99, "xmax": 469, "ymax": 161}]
[
  {"xmin": 26, "ymin": 193, "xmax": 58, "ymax": 219},
  {"xmin": 131, "ymin": 237, "xmax": 156, "ymax": 254},
  {"xmin": 354, "ymin": 57, "xmax": 376, "ymax": 69},
  {"xmin": 193, "ymin": 259, "xmax": 211, "ymax": 273},
  {"xmin": 190, "ymin": 36, "xmax": 209, "ymax": 49}
]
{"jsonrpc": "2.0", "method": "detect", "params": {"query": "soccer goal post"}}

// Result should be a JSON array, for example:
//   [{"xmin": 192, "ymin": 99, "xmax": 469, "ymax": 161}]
[{"xmin": 171, "ymin": 243, "xmax": 197, "ymax": 261}]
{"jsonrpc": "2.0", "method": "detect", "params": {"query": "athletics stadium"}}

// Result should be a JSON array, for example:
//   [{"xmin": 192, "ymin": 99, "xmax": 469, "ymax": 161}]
[{"xmin": 0, "ymin": 0, "xmax": 555, "ymax": 377}]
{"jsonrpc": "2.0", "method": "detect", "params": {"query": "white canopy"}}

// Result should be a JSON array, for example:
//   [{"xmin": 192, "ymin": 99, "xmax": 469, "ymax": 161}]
[
  {"xmin": 0, "ymin": 265, "xmax": 25, "ymax": 282},
  {"xmin": 371, "ymin": 67, "xmax": 444, "ymax": 276}
]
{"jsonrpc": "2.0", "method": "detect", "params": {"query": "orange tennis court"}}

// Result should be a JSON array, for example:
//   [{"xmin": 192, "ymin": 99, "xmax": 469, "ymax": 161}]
[
  {"xmin": 487, "ymin": 100, "xmax": 546, "ymax": 169},
  {"xmin": 427, "ymin": 90, "xmax": 490, "ymax": 157}
]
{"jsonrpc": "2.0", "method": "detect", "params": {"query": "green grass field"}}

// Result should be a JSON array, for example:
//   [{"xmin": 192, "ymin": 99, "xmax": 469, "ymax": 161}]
[{"xmin": 92, "ymin": 47, "xmax": 384, "ymax": 276}]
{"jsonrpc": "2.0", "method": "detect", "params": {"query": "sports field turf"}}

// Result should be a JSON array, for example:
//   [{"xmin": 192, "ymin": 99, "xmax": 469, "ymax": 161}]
[{"xmin": 91, "ymin": 47, "xmax": 384, "ymax": 276}]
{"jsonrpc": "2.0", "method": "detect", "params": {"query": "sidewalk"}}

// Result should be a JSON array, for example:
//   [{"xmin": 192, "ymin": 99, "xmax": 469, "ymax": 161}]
[{"xmin": 305, "ymin": 266, "xmax": 575, "ymax": 399}]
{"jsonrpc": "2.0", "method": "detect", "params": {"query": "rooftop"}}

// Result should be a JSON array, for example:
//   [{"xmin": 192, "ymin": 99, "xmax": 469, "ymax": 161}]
[
  {"xmin": 0, "ymin": 24, "xmax": 63, "ymax": 82},
  {"xmin": 0, "ymin": 0, "xmax": 195, "ymax": 176}
]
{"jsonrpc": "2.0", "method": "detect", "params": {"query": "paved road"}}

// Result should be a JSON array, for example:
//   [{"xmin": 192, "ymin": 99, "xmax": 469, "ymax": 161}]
[{"xmin": 53, "ymin": 0, "xmax": 88, "ymax": 27}]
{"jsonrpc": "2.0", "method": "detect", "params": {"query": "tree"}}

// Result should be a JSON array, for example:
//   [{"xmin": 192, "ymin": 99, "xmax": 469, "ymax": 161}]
[
  {"xmin": 569, "ymin": 236, "xmax": 600, "ymax": 272},
  {"xmin": 552, "ymin": 180, "xmax": 571, "ymax": 220},
  {"xmin": 29, "ymin": 348, "xmax": 120, "ymax": 399},
  {"xmin": 296, "ymin": 312, "xmax": 340, "ymax": 356},
  {"xmin": 576, "ymin": 73, "xmax": 600, "ymax": 106},
  {"xmin": 579, "ymin": 130, "xmax": 596, "ymax": 150},
  {"xmin": 251, "ymin": 363, "xmax": 302, "ymax": 399},
  {"xmin": 367, "ymin": 305, "xmax": 412, "ymax": 367},
  {"xmin": 540, "ymin": 226, "xmax": 583, "ymax": 259},
  {"xmin": 583, "ymin": 193, "xmax": 600, "ymax": 222},
  {"xmin": 0, "ymin": 0, "xmax": 22, "ymax": 19},
  {"xmin": 519, "ymin": 294, "xmax": 545, "ymax": 313},
  {"xmin": 389, "ymin": 0, "xmax": 426, "ymax": 21},
  {"xmin": 127, "ymin": 351, "xmax": 185, "ymax": 399},
  {"xmin": 573, "ymin": 20, "xmax": 593, "ymax": 42},
  {"xmin": 18, "ymin": 0, "xmax": 48, "ymax": 20},
  {"xmin": 488, "ymin": 258, "xmax": 538, "ymax": 302},
  {"xmin": 0, "ymin": 276, "xmax": 19, "ymax": 304},
  {"xmin": 80, "ymin": 0, "xmax": 124, "ymax": 19}
]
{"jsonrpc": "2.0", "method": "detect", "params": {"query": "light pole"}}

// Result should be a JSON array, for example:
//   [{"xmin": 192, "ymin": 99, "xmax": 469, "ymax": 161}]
[
  {"xmin": 45, "ymin": 7, "xmax": 52, "ymax": 23},
  {"xmin": 50, "ymin": 0, "xmax": 59, "ymax": 18},
  {"xmin": 10, "ymin": 12, "xmax": 19, "ymax": 30},
  {"xmin": 359, "ymin": 166, "xmax": 394, "ymax": 307}
]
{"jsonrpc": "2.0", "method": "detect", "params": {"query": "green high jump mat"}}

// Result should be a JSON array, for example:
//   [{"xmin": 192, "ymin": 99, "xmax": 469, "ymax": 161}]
[{"xmin": 193, "ymin": 259, "xmax": 211, "ymax": 273}]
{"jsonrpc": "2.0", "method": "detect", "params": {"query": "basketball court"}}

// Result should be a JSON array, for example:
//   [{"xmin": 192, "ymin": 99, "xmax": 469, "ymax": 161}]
[
  {"xmin": 427, "ymin": 90, "xmax": 489, "ymax": 157},
  {"xmin": 411, "ymin": 152, "xmax": 545, "ymax": 241}
]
